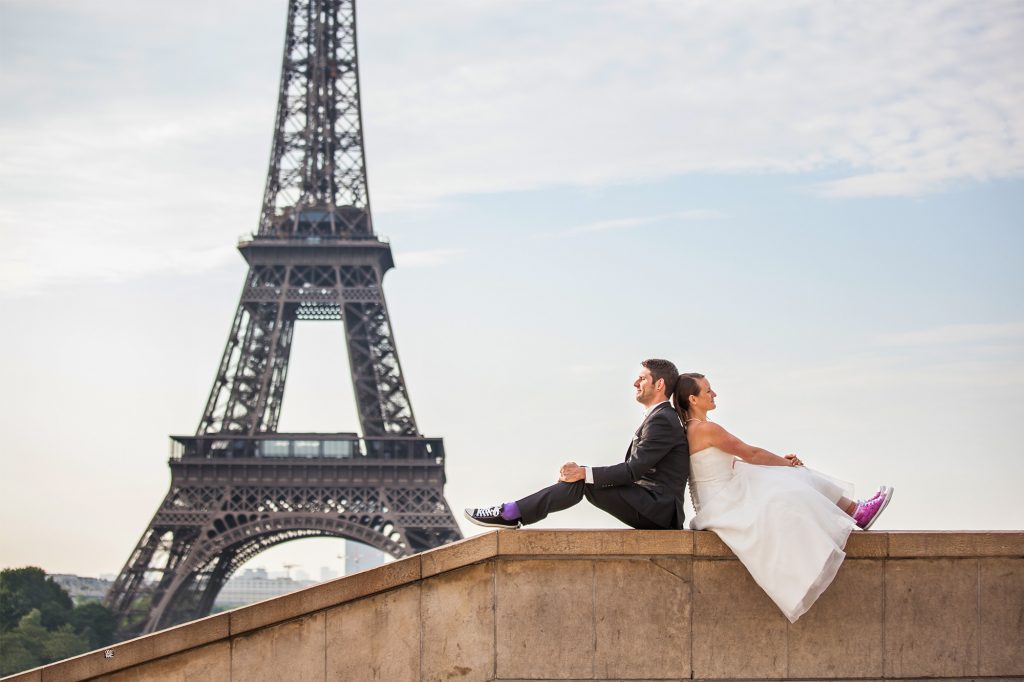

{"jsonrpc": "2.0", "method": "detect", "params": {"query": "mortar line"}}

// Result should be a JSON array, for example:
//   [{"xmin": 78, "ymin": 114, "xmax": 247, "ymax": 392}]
[
  {"xmin": 492, "ymin": 558, "xmax": 498, "ymax": 681},
  {"xmin": 648, "ymin": 557, "xmax": 690, "ymax": 581},
  {"xmin": 881, "ymin": 554, "xmax": 887, "ymax": 679},
  {"xmin": 419, "ymin": 578, "xmax": 424, "ymax": 681},
  {"xmin": 689, "ymin": 557, "xmax": 695, "ymax": 681},
  {"xmin": 590, "ymin": 559, "xmax": 597, "ymax": 679},
  {"xmin": 975, "ymin": 556, "xmax": 981, "ymax": 676}
]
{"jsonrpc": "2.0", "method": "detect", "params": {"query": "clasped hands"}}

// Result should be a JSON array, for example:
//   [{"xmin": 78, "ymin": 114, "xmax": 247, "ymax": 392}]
[{"xmin": 559, "ymin": 461, "xmax": 586, "ymax": 483}]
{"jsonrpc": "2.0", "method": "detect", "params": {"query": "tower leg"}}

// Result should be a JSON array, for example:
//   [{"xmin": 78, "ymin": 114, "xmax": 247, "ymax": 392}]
[{"xmin": 344, "ymin": 298, "xmax": 417, "ymax": 436}]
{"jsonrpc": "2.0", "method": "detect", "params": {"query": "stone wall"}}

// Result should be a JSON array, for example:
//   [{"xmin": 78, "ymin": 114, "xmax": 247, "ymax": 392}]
[{"xmin": 5, "ymin": 530, "xmax": 1023, "ymax": 681}]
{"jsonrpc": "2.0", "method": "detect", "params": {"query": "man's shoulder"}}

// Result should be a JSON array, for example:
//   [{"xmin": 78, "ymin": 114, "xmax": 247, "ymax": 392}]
[{"xmin": 647, "ymin": 403, "xmax": 683, "ymax": 430}]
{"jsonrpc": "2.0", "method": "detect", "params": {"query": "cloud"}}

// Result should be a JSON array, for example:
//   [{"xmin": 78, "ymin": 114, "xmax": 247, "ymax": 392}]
[
  {"xmin": 875, "ymin": 322, "xmax": 1024, "ymax": 347},
  {"xmin": 394, "ymin": 248, "xmax": 463, "ymax": 268},
  {"xmin": 356, "ymin": 0, "xmax": 1024, "ymax": 207},
  {"xmin": 2, "ymin": 0, "xmax": 1022, "ymax": 293},
  {"xmin": 565, "ymin": 210, "xmax": 724, "ymax": 235},
  {"xmin": 0, "ymin": 236, "xmax": 238, "ymax": 297}
]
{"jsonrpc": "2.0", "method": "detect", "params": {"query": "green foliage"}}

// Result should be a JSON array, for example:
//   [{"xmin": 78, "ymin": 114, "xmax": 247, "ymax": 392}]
[
  {"xmin": 42, "ymin": 624, "xmax": 89, "ymax": 662},
  {"xmin": 0, "ymin": 568, "xmax": 116, "ymax": 676},
  {"xmin": 0, "ymin": 567, "xmax": 73, "ymax": 630},
  {"xmin": 69, "ymin": 602, "xmax": 117, "ymax": 649},
  {"xmin": 0, "ymin": 631, "xmax": 38, "ymax": 677}
]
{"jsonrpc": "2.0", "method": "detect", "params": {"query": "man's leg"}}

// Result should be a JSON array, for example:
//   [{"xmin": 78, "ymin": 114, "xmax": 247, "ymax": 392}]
[
  {"xmin": 584, "ymin": 485, "xmax": 664, "ymax": 530},
  {"xmin": 515, "ymin": 480, "xmax": 587, "ymax": 525},
  {"xmin": 467, "ymin": 481, "xmax": 663, "ymax": 529}
]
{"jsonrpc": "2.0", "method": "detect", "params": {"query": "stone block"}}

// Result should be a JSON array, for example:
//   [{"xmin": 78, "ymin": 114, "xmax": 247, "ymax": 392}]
[
  {"xmin": 884, "ymin": 558, "xmax": 978, "ymax": 678},
  {"xmin": 231, "ymin": 612, "xmax": 325, "ymax": 682},
  {"xmin": 325, "ymin": 584, "xmax": 420, "ymax": 680},
  {"xmin": 91, "ymin": 641, "xmax": 230, "ymax": 682},
  {"xmin": 89, "ymin": 669, "xmax": 136, "ymax": 682},
  {"xmin": 495, "ymin": 559, "xmax": 594, "ymax": 679},
  {"xmin": 1, "ymin": 669, "xmax": 41, "ymax": 682},
  {"xmin": 593, "ymin": 558, "xmax": 690, "ymax": 679},
  {"xmin": 421, "ymin": 562, "xmax": 495, "ymax": 682},
  {"xmin": 693, "ymin": 531, "xmax": 732, "ymax": 557},
  {"xmin": 789, "ymin": 560, "xmax": 884, "ymax": 678},
  {"xmin": 979, "ymin": 558, "xmax": 1024, "ymax": 675},
  {"xmin": 697, "ymin": 531, "xmax": 887, "ymax": 558},
  {"xmin": 844, "ymin": 532, "xmax": 888, "ymax": 557},
  {"xmin": 888, "ymin": 531, "xmax": 1024, "ymax": 557},
  {"xmin": 230, "ymin": 555, "xmax": 420, "ymax": 635},
  {"xmin": 421, "ymin": 531, "xmax": 497, "ymax": 578},
  {"xmin": 692, "ymin": 559, "xmax": 787, "ymax": 679},
  {"xmin": 39, "ymin": 613, "xmax": 229, "ymax": 682},
  {"xmin": 498, "ymin": 529, "xmax": 690, "ymax": 556}
]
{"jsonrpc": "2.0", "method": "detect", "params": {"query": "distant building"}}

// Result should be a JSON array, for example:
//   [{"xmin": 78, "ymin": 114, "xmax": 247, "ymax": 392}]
[
  {"xmin": 344, "ymin": 540, "xmax": 388, "ymax": 575},
  {"xmin": 50, "ymin": 574, "xmax": 113, "ymax": 603},
  {"xmin": 212, "ymin": 568, "xmax": 316, "ymax": 610},
  {"xmin": 49, "ymin": 540, "xmax": 388, "ymax": 613}
]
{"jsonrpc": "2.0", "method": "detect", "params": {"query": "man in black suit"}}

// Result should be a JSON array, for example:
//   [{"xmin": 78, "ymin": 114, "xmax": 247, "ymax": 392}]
[{"xmin": 465, "ymin": 359, "xmax": 689, "ymax": 530}]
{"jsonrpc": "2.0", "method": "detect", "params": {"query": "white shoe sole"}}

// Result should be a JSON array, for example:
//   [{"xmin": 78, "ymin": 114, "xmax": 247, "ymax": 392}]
[{"xmin": 463, "ymin": 509, "xmax": 520, "ymax": 529}]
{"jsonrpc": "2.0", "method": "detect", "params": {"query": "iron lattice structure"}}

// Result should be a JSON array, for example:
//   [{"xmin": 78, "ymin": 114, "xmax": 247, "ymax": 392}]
[{"xmin": 105, "ymin": 0, "xmax": 462, "ymax": 637}]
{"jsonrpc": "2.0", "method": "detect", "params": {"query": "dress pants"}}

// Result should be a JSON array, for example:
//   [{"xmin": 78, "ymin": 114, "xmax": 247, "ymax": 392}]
[{"xmin": 515, "ymin": 480, "xmax": 664, "ymax": 530}]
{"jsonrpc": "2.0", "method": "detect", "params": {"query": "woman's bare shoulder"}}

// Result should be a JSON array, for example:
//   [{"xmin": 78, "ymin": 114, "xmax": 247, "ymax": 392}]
[
  {"xmin": 686, "ymin": 420, "xmax": 721, "ymax": 451},
  {"xmin": 688, "ymin": 420, "xmax": 725, "ymax": 435}
]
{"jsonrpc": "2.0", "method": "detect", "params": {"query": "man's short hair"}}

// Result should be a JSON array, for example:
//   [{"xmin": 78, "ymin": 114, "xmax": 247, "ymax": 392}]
[{"xmin": 642, "ymin": 359, "xmax": 679, "ymax": 397}]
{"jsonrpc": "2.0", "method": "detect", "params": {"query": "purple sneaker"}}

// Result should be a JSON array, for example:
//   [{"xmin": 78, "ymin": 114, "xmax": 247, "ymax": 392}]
[
  {"xmin": 464, "ymin": 505, "xmax": 521, "ymax": 529},
  {"xmin": 854, "ymin": 487, "xmax": 894, "ymax": 530},
  {"xmin": 863, "ymin": 485, "xmax": 891, "ymax": 503}
]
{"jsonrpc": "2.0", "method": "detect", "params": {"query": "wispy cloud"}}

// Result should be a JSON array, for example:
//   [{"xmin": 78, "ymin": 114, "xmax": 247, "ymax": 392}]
[
  {"xmin": 875, "ymin": 322, "xmax": 1024, "ymax": 347},
  {"xmin": 2, "ymin": 1, "xmax": 1022, "ymax": 293},
  {"xmin": 0, "ymin": 238, "xmax": 238, "ymax": 297},
  {"xmin": 565, "ymin": 209, "xmax": 724, "ymax": 235},
  {"xmin": 394, "ymin": 248, "xmax": 463, "ymax": 268},
  {"xmin": 358, "ymin": 1, "xmax": 1024, "ymax": 207}
]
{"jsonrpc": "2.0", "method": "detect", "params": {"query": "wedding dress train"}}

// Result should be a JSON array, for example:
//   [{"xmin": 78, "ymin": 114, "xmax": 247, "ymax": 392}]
[{"xmin": 688, "ymin": 446, "xmax": 855, "ymax": 622}]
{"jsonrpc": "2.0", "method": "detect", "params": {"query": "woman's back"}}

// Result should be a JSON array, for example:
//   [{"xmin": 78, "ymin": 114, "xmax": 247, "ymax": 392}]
[{"xmin": 688, "ymin": 446, "xmax": 736, "ymax": 512}]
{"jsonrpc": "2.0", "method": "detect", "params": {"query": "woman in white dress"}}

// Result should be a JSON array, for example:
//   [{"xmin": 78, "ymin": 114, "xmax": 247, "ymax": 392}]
[{"xmin": 674, "ymin": 372, "xmax": 893, "ymax": 622}]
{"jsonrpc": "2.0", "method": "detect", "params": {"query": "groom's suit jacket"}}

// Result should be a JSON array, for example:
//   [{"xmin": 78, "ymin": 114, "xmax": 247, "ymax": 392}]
[{"xmin": 591, "ymin": 401, "xmax": 690, "ymax": 528}]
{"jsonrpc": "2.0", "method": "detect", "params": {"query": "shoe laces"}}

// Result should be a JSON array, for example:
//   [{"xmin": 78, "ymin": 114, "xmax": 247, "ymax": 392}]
[
  {"xmin": 855, "ymin": 494, "xmax": 884, "ymax": 521},
  {"xmin": 475, "ymin": 505, "xmax": 502, "ymax": 517}
]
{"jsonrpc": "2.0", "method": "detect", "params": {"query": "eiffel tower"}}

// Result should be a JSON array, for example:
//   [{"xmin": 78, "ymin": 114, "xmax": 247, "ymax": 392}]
[{"xmin": 105, "ymin": 0, "xmax": 462, "ymax": 637}]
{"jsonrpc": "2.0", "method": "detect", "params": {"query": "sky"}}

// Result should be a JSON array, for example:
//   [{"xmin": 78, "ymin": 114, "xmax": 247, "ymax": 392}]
[{"xmin": 1, "ymin": 0, "xmax": 1022, "ymax": 581}]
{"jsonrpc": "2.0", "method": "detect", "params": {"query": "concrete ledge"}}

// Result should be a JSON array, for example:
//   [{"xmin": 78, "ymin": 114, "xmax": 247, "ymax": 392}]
[
  {"xmin": 5, "ymin": 530, "xmax": 1022, "ymax": 681},
  {"xmin": 887, "ymin": 530, "xmax": 1024, "ymax": 557},
  {"xmin": 497, "ymin": 528, "xmax": 692, "ymax": 556}
]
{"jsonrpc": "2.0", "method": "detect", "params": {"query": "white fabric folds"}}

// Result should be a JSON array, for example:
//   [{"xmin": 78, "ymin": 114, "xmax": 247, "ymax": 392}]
[{"xmin": 689, "ymin": 447, "xmax": 856, "ymax": 622}]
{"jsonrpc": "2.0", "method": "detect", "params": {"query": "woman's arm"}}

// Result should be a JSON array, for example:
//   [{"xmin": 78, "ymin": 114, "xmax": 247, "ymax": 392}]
[{"xmin": 694, "ymin": 422, "xmax": 799, "ymax": 467}]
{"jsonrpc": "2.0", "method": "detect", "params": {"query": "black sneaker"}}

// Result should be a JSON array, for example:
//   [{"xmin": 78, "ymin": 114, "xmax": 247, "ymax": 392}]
[{"xmin": 464, "ymin": 505, "xmax": 521, "ymax": 529}]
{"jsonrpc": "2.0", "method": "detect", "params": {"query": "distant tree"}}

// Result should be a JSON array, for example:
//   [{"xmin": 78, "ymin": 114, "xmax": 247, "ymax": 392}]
[
  {"xmin": 0, "ymin": 609, "xmax": 91, "ymax": 675},
  {"xmin": 0, "ymin": 630, "xmax": 38, "ymax": 677},
  {"xmin": 0, "ymin": 609, "xmax": 47, "ymax": 675},
  {"xmin": 0, "ymin": 567, "xmax": 72, "ymax": 630},
  {"xmin": 0, "ymin": 569, "xmax": 115, "ymax": 675},
  {"xmin": 69, "ymin": 602, "xmax": 117, "ymax": 649},
  {"xmin": 42, "ymin": 624, "xmax": 89, "ymax": 662}
]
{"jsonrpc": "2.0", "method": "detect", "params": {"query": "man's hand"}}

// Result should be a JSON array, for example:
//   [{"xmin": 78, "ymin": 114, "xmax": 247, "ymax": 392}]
[{"xmin": 559, "ymin": 461, "xmax": 586, "ymax": 482}]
